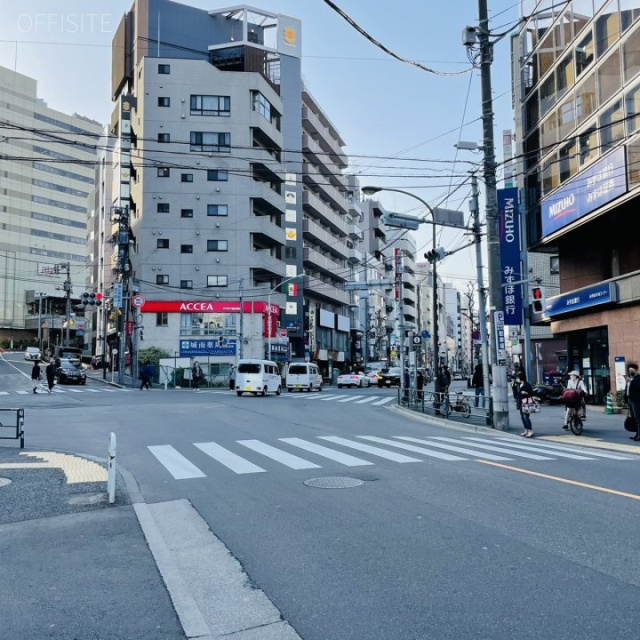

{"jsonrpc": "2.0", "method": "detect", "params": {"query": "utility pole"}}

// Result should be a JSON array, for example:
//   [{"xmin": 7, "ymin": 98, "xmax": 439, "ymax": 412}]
[
  {"xmin": 471, "ymin": 173, "xmax": 491, "ymax": 414},
  {"xmin": 239, "ymin": 278, "xmax": 244, "ymax": 360},
  {"xmin": 115, "ymin": 207, "xmax": 131, "ymax": 385},
  {"xmin": 477, "ymin": 0, "xmax": 509, "ymax": 430},
  {"xmin": 395, "ymin": 248, "xmax": 405, "ymax": 395},
  {"xmin": 63, "ymin": 262, "xmax": 71, "ymax": 346}
]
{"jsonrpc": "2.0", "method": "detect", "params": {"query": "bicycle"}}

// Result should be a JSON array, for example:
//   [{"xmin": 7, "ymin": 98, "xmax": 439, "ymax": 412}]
[
  {"xmin": 451, "ymin": 391, "xmax": 472, "ymax": 418},
  {"xmin": 566, "ymin": 406, "xmax": 583, "ymax": 435},
  {"xmin": 562, "ymin": 390, "xmax": 584, "ymax": 435}
]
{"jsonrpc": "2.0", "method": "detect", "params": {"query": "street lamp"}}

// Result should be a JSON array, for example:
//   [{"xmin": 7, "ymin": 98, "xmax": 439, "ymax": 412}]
[
  {"xmin": 267, "ymin": 273, "xmax": 304, "ymax": 361},
  {"xmin": 362, "ymin": 186, "xmax": 439, "ymax": 397}
]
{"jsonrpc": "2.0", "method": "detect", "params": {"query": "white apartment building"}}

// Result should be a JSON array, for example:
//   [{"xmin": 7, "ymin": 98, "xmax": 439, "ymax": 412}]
[{"xmin": 0, "ymin": 65, "xmax": 101, "ymax": 348}]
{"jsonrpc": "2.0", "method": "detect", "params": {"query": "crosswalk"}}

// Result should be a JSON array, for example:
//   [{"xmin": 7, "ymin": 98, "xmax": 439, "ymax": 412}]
[
  {"xmin": 148, "ymin": 434, "xmax": 638, "ymax": 480},
  {"xmin": 0, "ymin": 387, "xmax": 129, "ymax": 396},
  {"xmin": 282, "ymin": 392, "xmax": 396, "ymax": 406}
]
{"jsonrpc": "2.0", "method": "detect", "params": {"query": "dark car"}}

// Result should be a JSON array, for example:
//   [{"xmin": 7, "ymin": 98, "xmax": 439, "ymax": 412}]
[
  {"xmin": 56, "ymin": 360, "xmax": 87, "ymax": 385},
  {"xmin": 377, "ymin": 366, "xmax": 402, "ymax": 387}
]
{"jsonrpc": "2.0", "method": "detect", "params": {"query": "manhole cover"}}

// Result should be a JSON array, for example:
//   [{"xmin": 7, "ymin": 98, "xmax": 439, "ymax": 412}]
[
  {"xmin": 68, "ymin": 493, "xmax": 108, "ymax": 505},
  {"xmin": 304, "ymin": 476, "xmax": 365, "ymax": 489},
  {"xmin": 0, "ymin": 477, "xmax": 12, "ymax": 488}
]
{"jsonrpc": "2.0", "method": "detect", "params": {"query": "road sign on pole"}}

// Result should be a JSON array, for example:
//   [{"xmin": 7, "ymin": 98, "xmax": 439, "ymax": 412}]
[{"xmin": 131, "ymin": 295, "xmax": 145, "ymax": 308}]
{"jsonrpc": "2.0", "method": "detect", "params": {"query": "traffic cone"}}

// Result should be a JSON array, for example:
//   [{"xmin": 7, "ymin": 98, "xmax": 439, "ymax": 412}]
[{"xmin": 605, "ymin": 392, "xmax": 614, "ymax": 415}]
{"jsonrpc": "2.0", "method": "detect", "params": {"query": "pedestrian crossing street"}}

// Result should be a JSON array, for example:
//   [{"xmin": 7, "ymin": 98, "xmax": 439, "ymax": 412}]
[
  {"xmin": 0, "ymin": 387, "xmax": 129, "ymax": 396},
  {"xmin": 148, "ymin": 434, "xmax": 638, "ymax": 480},
  {"xmin": 281, "ymin": 392, "xmax": 396, "ymax": 406}
]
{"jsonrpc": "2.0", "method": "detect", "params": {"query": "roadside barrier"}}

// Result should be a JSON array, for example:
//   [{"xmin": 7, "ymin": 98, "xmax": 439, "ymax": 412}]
[{"xmin": 0, "ymin": 408, "xmax": 25, "ymax": 448}]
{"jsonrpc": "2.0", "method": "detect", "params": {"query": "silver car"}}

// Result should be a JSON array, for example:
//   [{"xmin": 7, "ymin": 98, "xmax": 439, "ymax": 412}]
[{"xmin": 24, "ymin": 347, "xmax": 41, "ymax": 361}]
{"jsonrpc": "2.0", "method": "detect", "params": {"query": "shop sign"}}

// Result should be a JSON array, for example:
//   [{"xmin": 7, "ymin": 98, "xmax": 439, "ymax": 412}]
[
  {"xmin": 179, "ymin": 339, "xmax": 236, "ymax": 356},
  {"xmin": 545, "ymin": 282, "xmax": 617, "ymax": 318}
]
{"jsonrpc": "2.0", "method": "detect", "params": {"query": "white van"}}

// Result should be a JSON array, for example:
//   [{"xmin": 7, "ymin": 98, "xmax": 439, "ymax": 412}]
[
  {"xmin": 235, "ymin": 359, "xmax": 282, "ymax": 396},
  {"xmin": 286, "ymin": 362, "xmax": 323, "ymax": 393}
]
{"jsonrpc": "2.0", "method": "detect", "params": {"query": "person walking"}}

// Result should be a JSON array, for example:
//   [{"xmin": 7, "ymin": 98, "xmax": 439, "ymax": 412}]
[
  {"xmin": 229, "ymin": 364, "xmax": 236, "ymax": 390},
  {"xmin": 45, "ymin": 360, "xmax": 56, "ymax": 394},
  {"xmin": 626, "ymin": 364, "xmax": 640, "ymax": 441},
  {"xmin": 472, "ymin": 364, "xmax": 484, "ymax": 408},
  {"xmin": 192, "ymin": 361, "xmax": 201, "ymax": 391},
  {"xmin": 563, "ymin": 370, "xmax": 587, "ymax": 429},
  {"xmin": 516, "ymin": 370, "xmax": 535, "ymax": 438},
  {"xmin": 437, "ymin": 366, "xmax": 450, "ymax": 415},
  {"xmin": 31, "ymin": 361, "xmax": 42, "ymax": 394},
  {"xmin": 139, "ymin": 363, "xmax": 150, "ymax": 390}
]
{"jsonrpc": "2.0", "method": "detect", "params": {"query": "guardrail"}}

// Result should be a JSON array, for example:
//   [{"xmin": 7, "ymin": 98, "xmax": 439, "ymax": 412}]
[
  {"xmin": 0, "ymin": 408, "xmax": 25, "ymax": 448},
  {"xmin": 398, "ymin": 389, "xmax": 492, "ymax": 426}
]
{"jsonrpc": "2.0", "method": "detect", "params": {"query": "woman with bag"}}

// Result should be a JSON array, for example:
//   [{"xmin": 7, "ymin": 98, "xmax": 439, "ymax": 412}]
[
  {"xmin": 516, "ymin": 371, "xmax": 535, "ymax": 438},
  {"xmin": 563, "ymin": 371, "xmax": 587, "ymax": 429}
]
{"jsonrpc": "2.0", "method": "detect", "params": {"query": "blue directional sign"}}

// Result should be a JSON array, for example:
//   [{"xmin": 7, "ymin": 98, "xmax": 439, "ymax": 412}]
[
  {"xmin": 421, "ymin": 330, "xmax": 430, "ymax": 339},
  {"xmin": 179, "ymin": 339, "xmax": 236, "ymax": 356}
]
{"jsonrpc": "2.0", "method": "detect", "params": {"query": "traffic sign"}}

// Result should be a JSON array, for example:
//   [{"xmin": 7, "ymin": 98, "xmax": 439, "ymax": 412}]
[
  {"xmin": 278, "ymin": 328, "xmax": 288, "ymax": 337},
  {"xmin": 413, "ymin": 336, "xmax": 421, "ymax": 345},
  {"xmin": 421, "ymin": 330, "xmax": 430, "ymax": 339},
  {"xmin": 131, "ymin": 295, "xmax": 145, "ymax": 308}
]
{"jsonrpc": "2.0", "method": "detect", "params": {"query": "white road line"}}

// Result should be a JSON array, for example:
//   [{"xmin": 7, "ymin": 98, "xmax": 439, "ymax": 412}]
[
  {"xmin": 472, "ymin": 437, "xmax": 599, "ymax": 460},
  {"xmin": 0, "ymin": 392, "xmax": 8, "ymax": 395},
  {"xmin": 395, "ymin": 436, "xmax": 512, "ymax": 461},
  {"xmin": 355, "ymin": 396, "xmax": 381, "ymax": 404},
  {"xmin": 430, "ymin": 437, "xmax": 553, "ymax": 460},
  {"xmin": 372, "ymin": 397, "xmax": 395, "ymax": 406},
  {"xmin": 83, "ymin": 388, "xmax": 101, "ymax": 393},
  {"xmin": 336, "ymin": 395, "xmax": 365, "ymax": 403},
  {"xmin": 15, "ymin": 390, "xmax": 29, "ymax": 395},
  {"xmin": 358, "ymin": 436, "xmax": 466, "ymax": 461},
  {"xmin": 318, "ymin": 395, "xmax": 343, "ymax": 401},
  {"xmin": 194, "ymin": 442, "xmax": 266, "ymax": 474},
  {"xmin": 65, "ymin": 389, "xmax": 84, "ymax": 393},
  {"xmin": 279, "ymin": 438, "xmax": 374, "ymax": 466},
  {"xmin": 489, "ymin": 437, "xmax": 632, "ymax": 460},
  {"xmin": 319, "ymin": 436, "xmax": 422, "ymax": 463},
  {"xmin": 237, "ymin": 440, "xmax": 321, "ymax": 470},
  {"xmin": 148, "ymin": 445, "xmax": 206, "ymax": 479}
]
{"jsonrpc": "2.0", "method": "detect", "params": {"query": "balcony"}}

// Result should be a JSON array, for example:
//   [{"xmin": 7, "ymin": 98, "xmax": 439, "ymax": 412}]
[
  {"xmin": 304, "ymin": 274, "xmax": 350, "ymax": 305},
  {"xmin": 302, "ymin": 190, "xmax": 349, "ymax": 236},
  {"xmin": 303, "ymin": 219, "xmax": 349, "ymax": 260},
  {"xmin": 348, "ymin": 224, "xmax": 364, "ymax": 240},
  {"xmin": 251, "ymin": 183, "xmax": 285, "ymax": 217},
  {"xmin": 302, "ymin": 163, "xmax": 348, "ymax": 215},
  {"xmin": 301, "ymin": 106, "xmax": 348, "ymax": 169},
  {"xmin": 250, "ymin": 250, "xmax": 287, "ymax": 278},
  {"xmin": 303, "ymin": 246, "xmax": 346, "ymax": 278},
  {"xmin": 251, "ymin": 216, "xmax": 285, "ymax": 247},
  {"xmin": 347, "ymin": 247, "xmax": 364, "ymax": 264}
]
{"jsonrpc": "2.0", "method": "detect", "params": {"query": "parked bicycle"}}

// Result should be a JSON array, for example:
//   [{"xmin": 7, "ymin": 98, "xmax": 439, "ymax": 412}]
[{"xmin": 437, "ymin": 391, "xmax": 471, "ymax": 419}]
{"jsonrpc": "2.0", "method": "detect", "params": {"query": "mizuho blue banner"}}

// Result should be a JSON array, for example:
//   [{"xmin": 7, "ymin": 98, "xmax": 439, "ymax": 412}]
[
  {"xmin": 498, "ymin": 187, "xmax": 523, "ymax": 325},
  {"xmin": 541, "ymin": 146, "xmax": 627, "ymax": 237}
]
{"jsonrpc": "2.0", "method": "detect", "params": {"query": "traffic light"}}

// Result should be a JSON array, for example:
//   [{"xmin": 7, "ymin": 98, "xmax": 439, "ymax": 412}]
[
  {"xmin": 218, "ymin": 336, "xmax": 225, "ymax": 347},
  {"xmin": 424, "ymin": 247, "xmax": 446, "ymax": 263},
  {"xmin": 139, "ymin": 327, "xmax": 144, "ymax": 342},
  {"xmin": 531, "ymin": 285, "xmax": 546, "ymax": 313},
  {"xmin": 80, "ymin": 292, "xmax": 103, "ymax": 307}
]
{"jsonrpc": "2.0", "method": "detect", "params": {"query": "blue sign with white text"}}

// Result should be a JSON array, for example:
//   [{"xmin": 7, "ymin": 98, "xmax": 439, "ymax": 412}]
[
  {"xmin": 541, "ymin": 147, "xmax": 627, "ymax": 238},
  {"xmin": 545, "ymin": 282, "xmax": 617, "ymax": 318},
  {"xmin": 498, "ymin": 187, "xmax": 523, "ymax": 325},
  {"xmin": 179, "ymin": 339, "xmax": 236, "ymax": 357}
]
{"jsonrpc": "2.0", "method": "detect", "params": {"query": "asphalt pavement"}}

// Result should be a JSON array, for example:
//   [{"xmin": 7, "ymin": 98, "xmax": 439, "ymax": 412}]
[{"xmin": 1, "ymin": 351, "xmax": 637, "ymax": 639}]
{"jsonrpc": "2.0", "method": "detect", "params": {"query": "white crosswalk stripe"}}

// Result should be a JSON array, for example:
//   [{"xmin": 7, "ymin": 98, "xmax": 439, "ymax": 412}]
[
  {"xmin": 336, "ymin": 395, "xmax": 365, "ymax": 403},
  {"xmin": 148, "ymin": 434, "xmax": 638, "ymax": 480},
  {"xmin": 354, "ymin": 396, "xmax": 382, "ymax": 404},
  {"xmin": 1, "ymin": 387, "xmax": 129, "ymax": 396},
  {"xmin": 372, "ymin": 397, "xmax": 395, "ymax": 406}
]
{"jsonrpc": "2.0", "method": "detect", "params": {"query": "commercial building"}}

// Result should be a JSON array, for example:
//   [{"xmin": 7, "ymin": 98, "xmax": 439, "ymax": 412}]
[
  {"xmin": 0, "ymin": 65, "xmax": 101, "ymax": 349},
  {"xmin": 107, "ymin": 1, "xmax": 362, "ymax": 373},
  {"xmin": 515, "ymin": 0, "xmax": 640, "ymax": 402}
]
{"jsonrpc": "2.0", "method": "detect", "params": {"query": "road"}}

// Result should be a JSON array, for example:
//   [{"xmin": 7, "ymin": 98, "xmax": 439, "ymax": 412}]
[{"xmin": 2, "ymin": 352, "xmax": 640, "ymax": 639}]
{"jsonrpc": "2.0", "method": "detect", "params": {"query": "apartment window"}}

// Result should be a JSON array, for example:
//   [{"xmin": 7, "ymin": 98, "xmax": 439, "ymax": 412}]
[
  {"xmin": 156, "ymin": 312, "xmax": 168, "ymax": 326},
  {"xmin": 207, "ymin": 240, "xmax": 228, "ymax": 252},
  {"xmin": 157, "ymin": 133, "xmax": 170, "ymax": 143},
  {"xmin": 157, "ymin": 239, "xmax": 169, "ymax": 248},
  {"xmin": 158, "ymin": 97, "xmax": 170, "ymax": 107},
  {"xmin": 180, "ymin": 280, "xmax": 193, "ymax": 289},
  {"xmin": 626, "ymin": 81, "xmax": 640, "ymax": 135},
  {"xmin": 181, "ymin": 208, "xmax": 194, "ymax": 218},
  {"xmin": 207, "ymin": 169, "xmax": 228, "ymax": 181},
  {"xmin": 598, "ymin": 49, "xmax": 622, "ymax": 104},
  {"xmin": 579, "ymin": 124, "xmax": 599, "ymax": 166},
  {"xmin": 181, "ymin": 173, "xmax": 194, "ymax": 183},
  {"xmin": 251, "ymin": 91, "xmax": 281, "ymax": 129},
  {"xmin": 207, "ymin": 204, "xmax": 228, "ymax": 216},
  {"xmin": 190, "ymin": 94, "xmax": 230, "ymax": 116},
  {"xmin": 559, "ymin": 140, "xmax": 578, "ymax": 183},
  {"xmin": 595, "ymin": 2, "xmax": 620, "ymax": 58},
  {"xmin": 181, "ymin": 244, "xmax": 193, "ymax": 254},
  {"xmin": 207, "ymin": 275, "xmax": 228, "ymax": 287},
  {"xmin": 285, "ymin": 246, "xmax": 297, "ymax": 259},
  {"xmin": 550, "ymin": 256, "xmax": 560, "ymax": 275},
  {"xmin": 623, "ymin": 21, "xmax": 640, "ymax": 83},
  {"xmin": 190, "ymin": 131, "xmax": 230, "ymax": 152},
  {"xmin": 158, "ymin": 64, "xmax": 170, "ymax": 74},
  {"xmin": 576, "ymin": 73, "xmax": 597, "ymax": 123},
  {"xmin": 576, "ymin": 29, "xmax": 594, "ymax": 77},
  {"xmin": 600, "ymin": 98, "xmax": 625, "ymax": 150},
  {"xmin": 157, "ymin": 167, "xmax": 170, "ymax": 177},
  {"xmin": 156, "ymin": 275, "xmax": 169, "ymax": 284},
  {"xmin": 157, "ymin": 203, "xmax": 170, "ymax": 213}
]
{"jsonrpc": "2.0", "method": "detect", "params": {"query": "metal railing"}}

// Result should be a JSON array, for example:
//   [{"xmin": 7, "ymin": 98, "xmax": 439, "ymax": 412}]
[{"xmin": 398, "ymin": 388, "xmax": 492, "ymax": 426}]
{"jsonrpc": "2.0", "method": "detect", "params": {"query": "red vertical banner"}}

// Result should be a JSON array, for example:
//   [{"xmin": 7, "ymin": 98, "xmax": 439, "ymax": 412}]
[{"xmin": 288, "ymin": 283, "xmax": 298, "ymax": 297}]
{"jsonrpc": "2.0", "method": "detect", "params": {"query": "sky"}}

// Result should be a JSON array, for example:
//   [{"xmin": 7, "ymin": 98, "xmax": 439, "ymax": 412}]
[{"xmin": 0, "ymin": 0, "xmax": 522, "ymax": 293}]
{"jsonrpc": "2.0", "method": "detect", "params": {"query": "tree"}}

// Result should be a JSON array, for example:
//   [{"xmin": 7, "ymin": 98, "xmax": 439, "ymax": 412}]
[{"xmin": 138, "ymin": 346, "xmax": 171, "ymax": 367}]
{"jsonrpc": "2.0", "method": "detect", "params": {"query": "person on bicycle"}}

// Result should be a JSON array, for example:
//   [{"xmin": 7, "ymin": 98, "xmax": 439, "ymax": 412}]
[{"xmin": 563, "ymin": 371, "xmax": 587, "ymax": 430}]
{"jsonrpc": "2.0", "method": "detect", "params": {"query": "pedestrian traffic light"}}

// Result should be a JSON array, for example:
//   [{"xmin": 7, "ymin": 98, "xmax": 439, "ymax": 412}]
[
  {"xmin": 217, "ymin": 336, "xmax": 225, "ymax": 347},
  {"xmin": 139, "ymin": 327, "xmax": 144, "ymax": 341},
  {"xmin": 424, "ymin": 247, "xmax": 446, "ymax": 263},
  {"xmin": 531, "ymin": 285, "xmax": 546, "ymax": 313}
]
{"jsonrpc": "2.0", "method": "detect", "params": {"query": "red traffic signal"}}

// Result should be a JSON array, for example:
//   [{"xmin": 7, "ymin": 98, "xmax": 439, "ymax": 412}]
[
  {"xmin": 531, "ymin": 286, "xmax": 545, "ymax": 313},
  {"xmin": 95, "ymin": 292, "xmax": 103, "ymax": 306}
]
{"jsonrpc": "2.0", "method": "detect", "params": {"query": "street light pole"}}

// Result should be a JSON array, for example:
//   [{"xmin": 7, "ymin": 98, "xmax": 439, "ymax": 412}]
[
  {"xmin": 267, "ymin": 273, "xmax": 304, "ymax": 361},
  {"xmin": 36, "ymin": 292, "xmax": 46, "ymax": 351}
]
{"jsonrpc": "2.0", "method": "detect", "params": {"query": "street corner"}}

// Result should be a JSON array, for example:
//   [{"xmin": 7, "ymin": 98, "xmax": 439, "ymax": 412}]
[{"xmin": 0, "ymin": 446, "xmax": 130, "ymax": 526}]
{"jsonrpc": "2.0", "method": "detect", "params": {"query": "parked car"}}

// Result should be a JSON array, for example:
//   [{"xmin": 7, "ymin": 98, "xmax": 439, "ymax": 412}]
[
  {"xmin": 377, "ymin": 366, "xmax": 402, "ymax": 387},
  {"xmin": 453, "ymin": 372, "xmax": 464, "ymax": 381},
  {"xmin": 24, "ymin": 347, "xmax": 41, "ymax": 361},
  {"xmin": 337, "ymin": 372, "xmax": 371, "ymax": 388},
  {"xmin": 56, "ymin": 360, "xmax": 87, "ymax": 385},
  {"xmin": 365, "ymin": 370, "xmax": 382, "ymax": 384}
]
